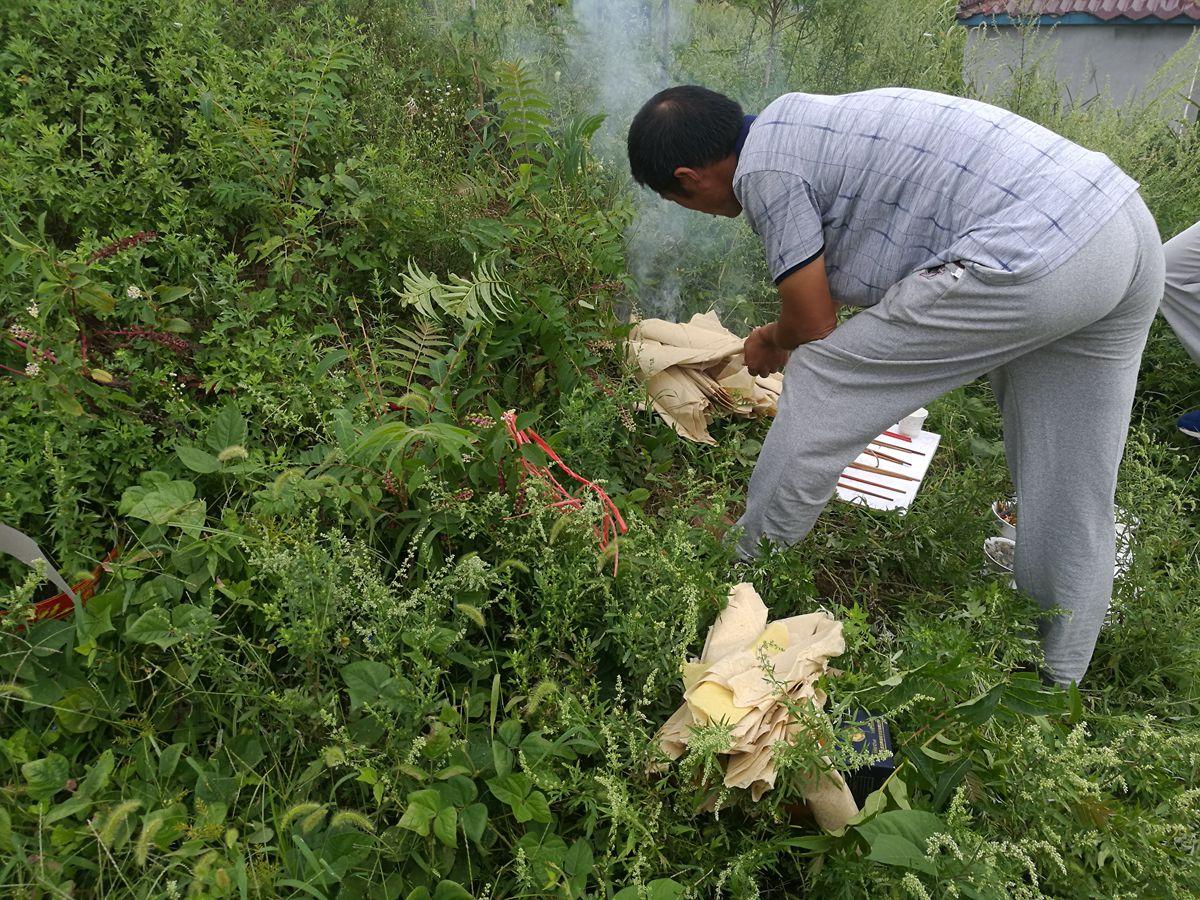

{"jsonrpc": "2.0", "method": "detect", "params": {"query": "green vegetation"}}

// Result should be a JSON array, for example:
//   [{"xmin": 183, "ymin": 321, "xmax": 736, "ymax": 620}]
[{"xmin": 1, "ymin": 0, "xmax": 1197, "ymax": 896}]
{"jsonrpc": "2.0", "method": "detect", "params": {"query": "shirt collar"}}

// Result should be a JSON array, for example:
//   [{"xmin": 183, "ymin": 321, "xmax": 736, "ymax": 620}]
[{"xmin": 734, "ymin": 114, "xmax": 757, "ymax": 157}]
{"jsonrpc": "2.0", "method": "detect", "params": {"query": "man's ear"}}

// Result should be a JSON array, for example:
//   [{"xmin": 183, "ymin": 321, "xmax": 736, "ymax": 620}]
[{"xmin": 673, "ymin": 166, "xmax": 702, "ymax": 192}]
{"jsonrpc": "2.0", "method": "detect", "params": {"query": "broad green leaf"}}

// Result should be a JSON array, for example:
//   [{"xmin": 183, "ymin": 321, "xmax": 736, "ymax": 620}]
[
  {"xmin": 498, "ymin": 719, "xmax": 521, "ymax": 746},
  {"xmin": 172, "ymin": 605, "xmax": 216, "ymax": 638},
  {"xmin": 156, "ymin": 285, "xmax": 193, "ymax": 303},
  {"xmin": 125, "ymin": 606, "xmax": 211, "ymax": 648},
  {"xmin": 516, "ymin": 830, "xmax": 569, "ymax": 889},
  {"xmin": 340, "ymin": 660, "xmax": 408, "ymax": 712},
  {"xmin": 781, "ymin": 834, "xmax": 838, "ymax": 852},
  {"xmin": 433, "ymin": 806, "xmax": 457, "ymax": 848},
  {"xmin": 56, "ymin": 685, "xmax": 105, "ymax": 733},
  {"xmin": 486, "ymin": 773, "xmax": 530, "ymax": 808},
  {"xmin": 432, "ymin": 881, "xmax": 473, "ymax": 900},
  {"xmin": 564, "ymin": 837, "xmax": 594, "ymax": 896},
  {"xmin": 932, "ymin": 758, "xmax": 971, "ymax": 809},
  {"xmin": 436, "ymin": 775, "xmax": 477, "ymax": 807},
  {"xmin": 398, "ymin": 789, "xmax": 443, "ymax": 836},
  {"xmin": 159, "ymin": 743, "xmax": 185, "ymax": 779},
  {"xmin": 491, "ymin": 739, "xmax": 513, "ymax": 777},
  {"xmin": 207, "ymin": 404, "xmax": 247, "ymax": 453},
  {"xmin": 176, "ymin": 446, "xmax": 220, "ymax": 474},
  {"xmin": 79, "ymin": 749, "xmax": 115, "ymax": 799},
  {"xmin": 614, "ymin": 880, "xmax": 685, "ymax": 900},
  {"xmin": 461, "ymin": 803, "xmax": 488, "ymax": 843},
  {"xmin": 314, "ymin": 348, "xmax": 348, "ymax": 376},
  {"xmin": 56, "ymin": 393, "xmax": 85, "ymax": 417},
  {"xmin": 953, "ymin": 684, "xmax": 1003, "ymax": 725},
  {"xmin": 78, "ymin": 284, "xmax": 115, "ymax": 314},
  {"xmin": 522, "ymin": 790, "xmax": 551, "ymax": 823},
  {"xmin": 126, "ymin": 608, "xmax": 174, "ymax": 648},
  {"xmin": 1068, "ymin": 681, "xmax": 1085, "ymax": 723},
  {"xmin": 864, "ymin": 833, "xmax": 939, "ymax": 875},
  {"xmin": 22, "ymin": 754, "xmax": 69, "ymax": 801},
  {"xmin": 123, "ymin": 479, "xmax": 200, "ymax": 526},
  {"xmin": 857, "ymin": 809, "xmax": 944, "ymax": 876},
  {"xmin": 647, "ymin": 880, "xmax": 686, "ymax": 900},
  {"xmin": 45, "ymin": 795, "xmax": 92, "ymax": 824}
]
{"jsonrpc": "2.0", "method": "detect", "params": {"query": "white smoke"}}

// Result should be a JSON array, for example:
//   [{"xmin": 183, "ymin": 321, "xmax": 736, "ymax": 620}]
[{"xmin": 564, "ymin": 0, "xmax": 755, "ymax": 321}]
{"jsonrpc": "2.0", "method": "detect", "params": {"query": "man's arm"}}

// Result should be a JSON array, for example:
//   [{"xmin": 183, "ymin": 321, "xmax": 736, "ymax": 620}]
[{"xmin": 745, "ymin": 254, "xmax": 837, "ymax": 376}]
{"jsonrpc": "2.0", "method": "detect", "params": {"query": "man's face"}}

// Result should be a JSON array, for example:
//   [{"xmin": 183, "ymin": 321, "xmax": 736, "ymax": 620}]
[{"xmin": 662, "ymin": 161, "xmax": 742, "ymax": 217}]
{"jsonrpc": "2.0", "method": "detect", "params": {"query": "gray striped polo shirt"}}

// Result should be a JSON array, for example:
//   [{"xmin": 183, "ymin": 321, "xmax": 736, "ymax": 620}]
[{"xmin": 733, "ymin": 88, "xmax": 1139, "ymax": 306}]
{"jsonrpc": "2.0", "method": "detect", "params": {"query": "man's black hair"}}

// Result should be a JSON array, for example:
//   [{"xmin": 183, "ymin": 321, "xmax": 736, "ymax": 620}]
[{"xmin": 627, "ymin": 85, "xmax": 744, "ymax": 194}]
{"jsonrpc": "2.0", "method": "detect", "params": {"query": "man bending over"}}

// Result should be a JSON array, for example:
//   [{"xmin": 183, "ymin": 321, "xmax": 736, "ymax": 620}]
[{"xmin": 626, "ymin": 85, "xmax": 1164, "ymax": 686}]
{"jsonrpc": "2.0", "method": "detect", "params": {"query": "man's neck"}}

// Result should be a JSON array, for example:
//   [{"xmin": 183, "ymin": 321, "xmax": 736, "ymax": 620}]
[{"xmin": 734, "ymin": 114, "xmax": 757, "ymax": 157}]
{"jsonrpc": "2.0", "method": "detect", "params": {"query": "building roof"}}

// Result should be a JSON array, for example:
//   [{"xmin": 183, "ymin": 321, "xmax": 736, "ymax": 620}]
[{"xmin": 957, "ymin": 0, "xmax": 1200, "ymax": 23}]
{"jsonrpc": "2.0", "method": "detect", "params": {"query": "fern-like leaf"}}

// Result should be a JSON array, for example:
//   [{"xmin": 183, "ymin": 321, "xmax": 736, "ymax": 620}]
[
  {"xmin": 351, "ymin": 421, "xmax": 476, "ymax": 470},
  {"xmin": 381, "ymin": 318, "xmax": 449, "ymax": 390},
  {"xmin": 453, "ymin": 172, "xmax": 496, "ymax": 205},
  {"xmin": 493, "ymin": 60, "xmax": 553, "ymax": 160},
  {"xmin": 392, "ymin": 258, "xmax": 514, "ymax": 325}
]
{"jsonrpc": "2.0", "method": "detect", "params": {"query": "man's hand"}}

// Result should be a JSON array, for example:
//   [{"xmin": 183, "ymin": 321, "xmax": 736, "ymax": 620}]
[{"xmin": 744, "ymin": 324, "xmax": 790, "ymax": 377}]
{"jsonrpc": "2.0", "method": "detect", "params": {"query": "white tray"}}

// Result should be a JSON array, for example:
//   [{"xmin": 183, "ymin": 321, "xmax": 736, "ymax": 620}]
[{"xmin": 835, "ymin": 428, "xmax": 941, "ymax": 513}]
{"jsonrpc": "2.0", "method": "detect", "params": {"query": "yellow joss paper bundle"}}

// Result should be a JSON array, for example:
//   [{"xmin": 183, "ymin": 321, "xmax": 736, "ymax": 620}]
[
  {"xmin": 626, "ymin": 312, "xmax": 784, "ymax": 445},
  {"xmin": 650, "ymin": 583, "xmax": 859, "ymax": 831}
]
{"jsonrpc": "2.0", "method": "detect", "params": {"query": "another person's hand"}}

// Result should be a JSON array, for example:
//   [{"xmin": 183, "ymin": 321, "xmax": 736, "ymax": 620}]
[{"xmin": 744, "ymin": 325, "xmax": 789, "ymax": 377}]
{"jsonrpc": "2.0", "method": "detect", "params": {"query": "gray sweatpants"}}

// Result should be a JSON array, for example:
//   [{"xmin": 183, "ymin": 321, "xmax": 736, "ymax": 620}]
[
  {"xmin": 1160, "ymin": 219, "xmax": 1200, "ymax": 365},
  {"xmin": 736, "ymin": 193, "xmax": 1165, "ymax": 686}
]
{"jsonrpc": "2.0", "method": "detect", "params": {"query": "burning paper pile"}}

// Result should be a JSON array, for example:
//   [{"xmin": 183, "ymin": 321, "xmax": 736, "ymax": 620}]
[
  {"xmin": 626, "ymin": 312, "xmax": 783, "ymax": 445},
  {"xmin": 650, "ymin": 583, "xmax": 859, "ymax": 830}
]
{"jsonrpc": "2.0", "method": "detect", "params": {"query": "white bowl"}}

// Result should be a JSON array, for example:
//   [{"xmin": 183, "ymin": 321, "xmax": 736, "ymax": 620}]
[
  {"xmin": 991, "ymin": 499, "xmax": 1017, "ymax": 540},
  {"xmin": 983, "ymin": 536, "xmax": 1015, "ymax": 574}
]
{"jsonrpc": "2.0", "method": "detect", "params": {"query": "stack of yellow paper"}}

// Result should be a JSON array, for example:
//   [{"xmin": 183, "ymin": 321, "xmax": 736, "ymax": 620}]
[
  {"xmin": 650, "ymin": 583, "xmax": 859, "ymax": 831},
  {"xmin": 626, "ymin": 312, "xmax": 784, "ymax": 445}
]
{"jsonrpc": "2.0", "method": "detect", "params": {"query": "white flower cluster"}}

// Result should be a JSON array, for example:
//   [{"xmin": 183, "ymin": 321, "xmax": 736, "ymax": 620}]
[{"xmin": 126, "ymin": 285, "xmax": 143, "ymax": 299}]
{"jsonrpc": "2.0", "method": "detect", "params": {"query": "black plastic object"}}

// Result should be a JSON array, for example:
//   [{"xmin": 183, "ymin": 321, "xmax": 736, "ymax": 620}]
[{"xmin": 842, "ymin": 709, "xmax": 895, "ymax": 806}]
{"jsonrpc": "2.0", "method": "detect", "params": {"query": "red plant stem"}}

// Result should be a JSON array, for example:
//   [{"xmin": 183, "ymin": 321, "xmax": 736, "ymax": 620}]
[
  {"xmin": 525, "ymin": 429, "xmax": 628, "ymax": 530},
  {"xmin": 501, "ymin": 410, "xmax": 627, "ymax": 574},
  {"xmin": 0, "ymin": 363, "xmax": 27, "ymax": 377},
  {"xmin": 6, "ymin": 337, "xmax": 57, "ymax": 363}
]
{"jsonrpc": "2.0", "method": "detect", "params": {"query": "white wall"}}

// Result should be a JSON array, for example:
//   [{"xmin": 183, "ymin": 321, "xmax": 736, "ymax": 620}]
[{"xmin": 963, "ymin": 23, "xmax": 1200, "ymax": 124}]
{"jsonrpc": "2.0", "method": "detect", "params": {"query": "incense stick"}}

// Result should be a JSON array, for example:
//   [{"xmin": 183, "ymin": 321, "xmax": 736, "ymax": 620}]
[
  {"xmin": 870, "ymin": 439, "xmax": 925, "ymax": 456},
  {"xmin": 840, "ymin": 472, "xmax": 903, "ymax": 493},
  {"xmin": 865, "ymin": 448, "xmax": 911, "ymax": 467},
  {"xmin": 882, "ymin": 430, "xmax": 913, "ymax": 442},
  {"xmin": 848, "ymin": 461, "xmax": 920, "ymax": 482},
  {"xmin": 838, "ymin": 481, "xmax": 892, "ymax": 501}
]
